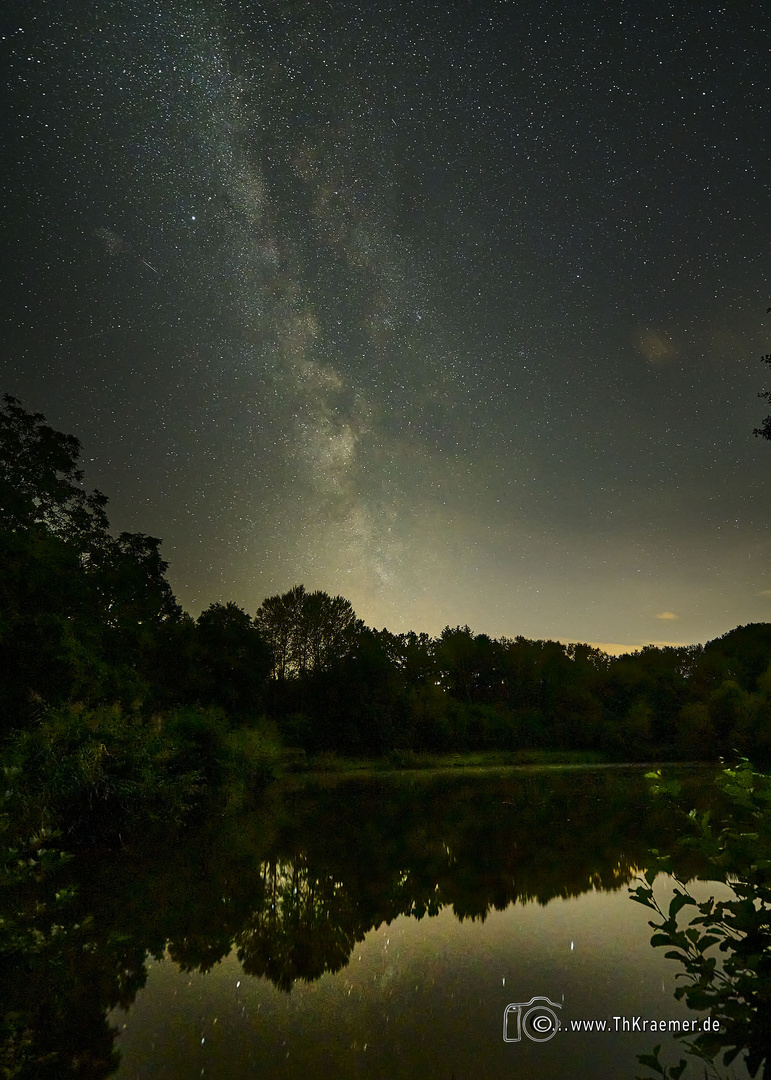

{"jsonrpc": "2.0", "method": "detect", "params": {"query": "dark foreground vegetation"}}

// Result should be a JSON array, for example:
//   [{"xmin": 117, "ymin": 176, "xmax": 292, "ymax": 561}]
[
  {"xmin": 633, "ymin": 760, "xmax": 771, "ymax": 1080},
  {"xmin": 2, "ymin": 392, "xmax": 771, "ymax": 848}
]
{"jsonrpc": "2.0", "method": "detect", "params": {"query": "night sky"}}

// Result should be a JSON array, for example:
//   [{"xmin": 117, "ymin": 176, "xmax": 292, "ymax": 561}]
[{"xmin": 2, "ymin": 0, "xmax": 770, "ymax": 651}]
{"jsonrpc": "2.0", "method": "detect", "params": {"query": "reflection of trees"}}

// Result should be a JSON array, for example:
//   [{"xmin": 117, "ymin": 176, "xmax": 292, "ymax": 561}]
[
  {"xmin": 235, "ymin": 858, "xmax": 363, "ymax": 990},
  {"xmin": 1, "ymin": 767, "xmax": 714, "ymax": 1075},
  {"xmin": 0, "ymin": 854, "xmax": 145, "ymax": 1079},
  {"xmin": 359, "ymin": 771, "xmax": 658, "ymax": 923}
]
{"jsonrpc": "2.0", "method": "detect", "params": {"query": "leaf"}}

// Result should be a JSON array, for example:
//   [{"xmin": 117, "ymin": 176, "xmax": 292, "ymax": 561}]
[
  {"xmin": 636, "ymin": 1045, "xmax": 665, "ymax": 1075},
  {"xmin": 651, "ymin": 933, "xmax": 675, "ymax": 948},
  {"xmin": 723, "ymin": 1045, "xmax": 742, "ymax": 1066},
  {"xmin": 669, "ymin": 892, "xmax": 697, "ymax": 918},
  {"xmin": 630, "ymin": 886, "xmax": 655, "ymax": 908}
]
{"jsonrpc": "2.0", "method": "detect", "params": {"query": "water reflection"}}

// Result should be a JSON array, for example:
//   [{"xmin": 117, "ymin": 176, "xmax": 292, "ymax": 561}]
[{"xmin": 0, "ymin": 766, "xmax": 721, "ymax": 1077}]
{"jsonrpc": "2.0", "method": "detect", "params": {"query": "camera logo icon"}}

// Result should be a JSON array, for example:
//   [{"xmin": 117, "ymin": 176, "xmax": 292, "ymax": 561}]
[{"xmin": 503, "ymin": 996, "xmax": 562, "ymax": 1043}]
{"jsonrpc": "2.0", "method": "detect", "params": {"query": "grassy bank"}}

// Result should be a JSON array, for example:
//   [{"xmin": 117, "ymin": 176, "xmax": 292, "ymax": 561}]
[
  {"xmin": 285, "ymin": 747, "xmax": 614, "ymax": 774},
  {"xmin": 0, "ymin": 704, "xmax": 706, "ymax": 861}
]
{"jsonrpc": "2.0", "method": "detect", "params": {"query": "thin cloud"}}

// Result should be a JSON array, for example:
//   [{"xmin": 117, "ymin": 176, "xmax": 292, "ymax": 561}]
[
  {"xmin": 655, "ymin": 611, "xmax": 679, "ymax": 620},
  {"xmin": 759, "ymin": 590, "xmax": 771, "ymax": 598},
  {"xmin": 638, "ymin": 329, "xmax": 677, "ymax": 364}
]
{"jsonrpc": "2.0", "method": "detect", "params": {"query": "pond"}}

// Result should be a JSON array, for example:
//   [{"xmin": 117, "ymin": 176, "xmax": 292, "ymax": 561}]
[{"xmin": 3, "ymin": 765, "xmax": 747, "ymax": 1078}]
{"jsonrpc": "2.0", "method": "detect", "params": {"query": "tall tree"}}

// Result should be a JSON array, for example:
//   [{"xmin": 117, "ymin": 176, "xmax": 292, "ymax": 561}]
[
  {"xmin": 255, "ymin": 585, "xmax": 361, "ymax": 679},
  {"xmin": 254, "ymin": 584, "xmax": 307, "ymax": 679},
  {"xmin": 0, "ymin": 395, "xmax": 181, "ymax": 720},
  {"xmin": 0, "ymin": 394, "xmax": 110, "ymax": 542},
  {"xmin": 195, "ymin": 602, "xmax": 271, "ymax": 714},
  {"xmin": 298, "ymin": 590, "xmax": 361, "ymax": 675}
]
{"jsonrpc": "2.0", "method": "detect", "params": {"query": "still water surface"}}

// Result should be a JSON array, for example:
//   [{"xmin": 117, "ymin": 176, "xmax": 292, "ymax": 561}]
[
  {"xmin": 104, "ymin": 766, "xmax": 743, "ymax": 1079},
  {"xmin": 114, "ymin": 885, "xmax": 723, "ymax": 1080},
  {"xmin": 10, "ymin": 764, "xmax": 748, "ymax": 1077}
]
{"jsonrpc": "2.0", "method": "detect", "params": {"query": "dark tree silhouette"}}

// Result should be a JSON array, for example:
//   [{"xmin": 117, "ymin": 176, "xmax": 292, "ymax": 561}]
[
  {"xmin": 0, "ymin": 393, "xmax": 110, "ymax": 541},
  {"xmin": 0, "ymin": 395, "xmax": 182, "ymax": 721},
  {"xmin": 254, "ymin": 584, "xmax": 361, "ymax": 679},
  {"xmin": 194, "ymin": 602, "xmax": 272, "ymax": 714}
]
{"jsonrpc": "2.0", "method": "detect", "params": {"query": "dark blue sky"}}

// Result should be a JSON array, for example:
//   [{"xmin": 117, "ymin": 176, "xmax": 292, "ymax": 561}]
[{"xmin": 2, "ymin": 0, "xmax": 770, "ymax": 649}]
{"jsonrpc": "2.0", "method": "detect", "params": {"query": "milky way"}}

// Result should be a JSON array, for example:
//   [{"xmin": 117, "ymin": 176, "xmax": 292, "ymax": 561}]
[{"xmin": 2, "ymin": 0, "xmax": 770, "ymax": 647}]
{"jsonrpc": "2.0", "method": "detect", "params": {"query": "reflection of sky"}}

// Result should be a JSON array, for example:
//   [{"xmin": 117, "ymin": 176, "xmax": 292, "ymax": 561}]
[{"xmin": 111, "ymin": 880, "xmax": 742, "ymax": 1080}]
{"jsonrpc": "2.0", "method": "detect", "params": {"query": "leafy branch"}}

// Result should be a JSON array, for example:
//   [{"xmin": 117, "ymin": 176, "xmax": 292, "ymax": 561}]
[{"xmin": 631, "ymin": 761, "xmax": 771, "ymax": 1079}]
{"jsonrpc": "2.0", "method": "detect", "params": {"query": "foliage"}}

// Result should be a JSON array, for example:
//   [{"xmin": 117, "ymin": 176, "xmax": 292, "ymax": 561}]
[
  {"xmin": 4, "ymin": 705, "xmax": 232, "ymax": 842},
  {"xmin": 1, "ymin": 766, "xmax": 74, "ymax": 951},
  {"xmin": 0, "ymin": 396, "xmax": 182, "ymax": 726},
  {"xmin": 0, "ymin": 394, "xmax": 110, "ymax": 541},
  {"xmin": 255, "ymin": 584, "xmax": 361, "ymax": 679},
  {"xmin": 630, "ymin": 760, "xmax": 771, "ymax": 1079},
  {"xmin": 0, "ymin": 766, "xmax": 101, "ymax": 1079},
  {"xmin": 193, "ymin": 602, "xmax": 272, "ymax": 714},
  {"xmin": 218, "ymin": 724, "xmax": 282, "ymax": 806}
]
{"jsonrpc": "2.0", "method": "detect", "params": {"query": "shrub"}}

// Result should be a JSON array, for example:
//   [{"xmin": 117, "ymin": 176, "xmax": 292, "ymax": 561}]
[{"xmin": 4, "ymin": 705, "xmax": 211, "ymax": 841}]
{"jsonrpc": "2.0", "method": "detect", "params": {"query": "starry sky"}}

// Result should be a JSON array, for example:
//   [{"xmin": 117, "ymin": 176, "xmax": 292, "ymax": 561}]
[{"xmin": 2, "ymin": 0, "xmax": 770, "ymax": 651}]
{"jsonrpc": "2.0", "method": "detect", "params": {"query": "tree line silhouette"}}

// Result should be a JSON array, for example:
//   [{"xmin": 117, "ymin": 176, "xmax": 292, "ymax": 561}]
[{"xmin": 2, "ymin": 391, "xmax": 771, "ymax": 764}]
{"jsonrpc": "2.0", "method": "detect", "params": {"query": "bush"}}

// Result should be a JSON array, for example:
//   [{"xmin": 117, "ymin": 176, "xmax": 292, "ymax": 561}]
[
  {"xmin": 4, "ymin": 705, "xmax": 215, "ymax": 841},
  {"xmin": 219, "ymin": 725, "xmax": 281, "ymax": 805},
  {"xmin": 631, "ymin": 760, "xmax": 771, "ymax": 1079}
]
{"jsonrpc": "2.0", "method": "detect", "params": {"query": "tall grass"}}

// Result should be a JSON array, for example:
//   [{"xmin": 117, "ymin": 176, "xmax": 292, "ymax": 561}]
[{"xmin": 2, "ymin": 704, "xmax": 279, "ymax": 844}]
